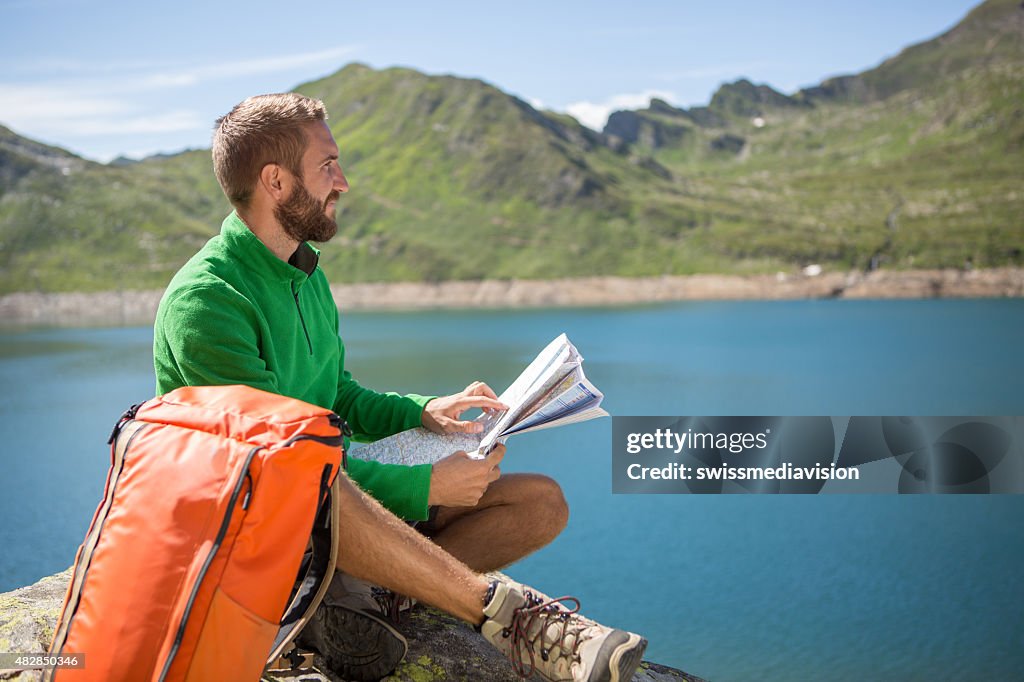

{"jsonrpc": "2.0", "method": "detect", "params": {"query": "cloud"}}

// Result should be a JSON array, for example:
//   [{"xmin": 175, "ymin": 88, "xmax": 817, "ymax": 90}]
[
  {"xmin": 63, "ymin": 111, "xmax": 205, "ymax": 136},
  {"xmin": 0, "ymin": 84, "xmax": 205, "ymax": 141},
  {"xmin": 137, "ymin": 45, "xmax": 360, "ymax": 90},
  {"xmin": 0, "ymin": 84, "xmax": 126, "ymax": 120},
  {"xmin": 564, "ymin": 90, "xmax": 678, "ymax": 131},
  {"xmin": 7, "ymin": 45, "xmax": 361, "ymax": 94},
  {"xmin": 0, "ymin": 44, "xmax": 359, "ymax": 155}
]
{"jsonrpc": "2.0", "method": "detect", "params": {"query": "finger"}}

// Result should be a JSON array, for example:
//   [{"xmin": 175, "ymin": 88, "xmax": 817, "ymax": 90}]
[
  {"xmin": 438, "ymin": 450, "xmax": 470, "ymax": 463},
  {"xmin": 488, "ymin": 465, "xmax": 501, "ymax": 483},
  {"xmin": 465, "ymin": 381, "xmax": 500, "ymax": 401},
  {"xmin": 485, "ymin": 444, "xmax": 506, "ymax": 465},
  {"xmin": 451, "ymin": 395, "xmax": 508, "ymax": 413},
  {"xmin": 446, "ymin": 419, "xmax": 484, "ymax": 434}
]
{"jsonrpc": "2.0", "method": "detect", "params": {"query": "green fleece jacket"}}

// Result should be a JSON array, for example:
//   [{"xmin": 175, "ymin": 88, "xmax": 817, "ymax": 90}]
[{"xmin": 153, "ymin": 212, "xmax": 435, "ymax": 520}]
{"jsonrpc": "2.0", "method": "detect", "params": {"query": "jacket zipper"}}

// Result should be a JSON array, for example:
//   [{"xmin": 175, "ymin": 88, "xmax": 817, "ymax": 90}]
[{"xmin": 291, "ymin": 281, "xmax": 313, "ymax": 355}]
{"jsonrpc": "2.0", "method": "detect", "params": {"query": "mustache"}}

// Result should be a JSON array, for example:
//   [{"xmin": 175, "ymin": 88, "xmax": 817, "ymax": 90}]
[{"xmin": 325, "ymin": 190, "xmax": 341, "ymax": 206}]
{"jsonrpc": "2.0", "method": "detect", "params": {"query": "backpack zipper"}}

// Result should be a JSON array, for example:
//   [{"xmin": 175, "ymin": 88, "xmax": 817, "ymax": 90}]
[
  {"xmin": 158, "ymin": 429, "xmax": 344, "ymax": 680},
  {"xmin": 328, "ymin": 414, "xmax": 352, "ymax": 470},
  {"xmin": 242, "ymin": 471, "xmax": 254, "ymax": 510},
  {"xmin": 107, "ymin": 402, "xmax": 143, "ymax": 445},
  {"xmin": 158, "ymin": 445, "xmax": 263, "ymax": 682}
]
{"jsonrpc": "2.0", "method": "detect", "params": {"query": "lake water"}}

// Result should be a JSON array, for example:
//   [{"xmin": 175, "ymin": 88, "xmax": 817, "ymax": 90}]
[{"xmin": 2, "ymin": 299, "xmax": 1022, "ymax": 680}]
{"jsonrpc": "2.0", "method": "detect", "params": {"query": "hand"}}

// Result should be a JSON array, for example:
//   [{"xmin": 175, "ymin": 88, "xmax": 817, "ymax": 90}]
[
  {"xmin": 427, "ymin": 444, "xmax": 505, "ymax": 507},
  {"xmin": 422, "ymin": 381, "xmax": 508, "ymax": 434}
]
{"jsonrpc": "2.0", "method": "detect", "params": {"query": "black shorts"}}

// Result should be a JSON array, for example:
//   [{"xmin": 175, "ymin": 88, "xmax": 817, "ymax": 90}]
[{"xmin": 413, "ymin": 505, "xmax": 442, "ymax": 536}]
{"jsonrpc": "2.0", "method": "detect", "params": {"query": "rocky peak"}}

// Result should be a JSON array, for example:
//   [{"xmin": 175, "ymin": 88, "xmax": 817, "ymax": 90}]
[
  {"xmin": 648, "ymin": 98, "xmax": 687, "ymax": 118},
  {"xmin": 709, "ymin": 79, "xmax": 809, "ymax": 118}
]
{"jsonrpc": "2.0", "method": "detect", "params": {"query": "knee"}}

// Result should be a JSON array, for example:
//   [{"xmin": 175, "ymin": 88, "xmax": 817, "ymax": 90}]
[{"xmin": 528, "ymin": 475, "xmax": 569, "ymax": 539}]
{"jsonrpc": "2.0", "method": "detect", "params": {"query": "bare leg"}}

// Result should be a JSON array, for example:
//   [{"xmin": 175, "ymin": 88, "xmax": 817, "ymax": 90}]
[
  {"xmin": 423, "ymin": 473, "xmax": 569, "ymax": 572},
  {"xmin": 320, "ymin": 474, "xmax": 647, "ymax": 682},
  {"xmin": 333, "ymin": 472, "xmax": 488, "ymax": 625}
]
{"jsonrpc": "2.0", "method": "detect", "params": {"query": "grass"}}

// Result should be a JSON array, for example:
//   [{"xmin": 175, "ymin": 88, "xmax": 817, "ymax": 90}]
[{"xmin": 0, "ymin": 0, "xmax": 1021, "ymax": 293}]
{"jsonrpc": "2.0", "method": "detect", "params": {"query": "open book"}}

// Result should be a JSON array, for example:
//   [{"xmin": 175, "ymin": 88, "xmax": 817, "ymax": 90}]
[{"xmin": 353, "ymin": 334, "xmax": 608, "ymax": 466}]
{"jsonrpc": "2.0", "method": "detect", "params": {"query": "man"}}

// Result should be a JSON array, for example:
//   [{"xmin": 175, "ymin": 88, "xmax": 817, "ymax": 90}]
[{"xmin": 153, "ymin": 93, "xmax": 646, "ymax": 682}]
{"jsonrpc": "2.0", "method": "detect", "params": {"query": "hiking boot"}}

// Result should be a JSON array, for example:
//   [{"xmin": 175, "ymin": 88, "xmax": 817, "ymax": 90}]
[
  {"xmin": 297, "ymin": 572, "xmax": 408, "ymax": 681},
  {"xmin": 371, "ymin": 585, "xmax": 418, "ymax": 625},
  {"xmin": 480, "ymin": 580, "xmax": 647, "ymax": 682}
]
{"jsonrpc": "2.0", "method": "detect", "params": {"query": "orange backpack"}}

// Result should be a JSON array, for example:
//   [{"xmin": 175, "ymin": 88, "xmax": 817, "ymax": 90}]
[{"xmin": 47, "ymin": 385, "xmax": 346, "ymax": 681}]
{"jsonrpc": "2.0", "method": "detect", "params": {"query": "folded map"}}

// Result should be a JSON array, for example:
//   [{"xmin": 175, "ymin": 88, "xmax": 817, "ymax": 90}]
[{"xmin": 353, "ymin": 333, "xmax": 608, "ymax": 466}]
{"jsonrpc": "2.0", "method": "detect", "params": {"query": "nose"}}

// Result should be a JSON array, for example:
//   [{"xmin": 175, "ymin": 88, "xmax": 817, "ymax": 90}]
[{"xmin": 334, "ymin": 165, "xmax": 349, "ymax": 193}]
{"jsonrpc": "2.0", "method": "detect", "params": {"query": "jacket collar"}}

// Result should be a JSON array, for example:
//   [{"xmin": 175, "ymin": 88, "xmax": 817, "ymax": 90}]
[{"xmin": 220, "ymin": 211, "xmax": 320, "ymax": 288}]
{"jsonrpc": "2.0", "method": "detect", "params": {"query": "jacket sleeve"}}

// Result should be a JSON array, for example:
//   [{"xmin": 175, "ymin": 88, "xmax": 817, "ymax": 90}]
[
  {"xmin": 330, "ymin": 320, "xmax": 437, "ymax": 520},
  {"xmin": 334, "ymin": 361, "xmax": 433, "ymax": 441},
  {"xmin": 154, "ymin": 284, "xmax": 281, "ymax": 395},
  {"xmin": 344, "ymin": 457, "xmax": 433, "ymax": 521}
]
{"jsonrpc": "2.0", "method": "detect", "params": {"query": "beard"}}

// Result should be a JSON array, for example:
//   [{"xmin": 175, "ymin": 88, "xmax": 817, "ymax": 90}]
[{"xmin": 274, "ymin": 180, "xmax": 340, "ymax": 243}]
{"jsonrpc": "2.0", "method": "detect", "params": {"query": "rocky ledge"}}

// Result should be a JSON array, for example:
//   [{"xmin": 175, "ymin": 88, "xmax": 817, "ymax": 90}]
[
  {"xmin": 1, "ymin": 570, "xmax": 702, "ymax": 682},
  {"xmin": 1, "ymin": 268, "xmax": 1020, "ymax": 327}
]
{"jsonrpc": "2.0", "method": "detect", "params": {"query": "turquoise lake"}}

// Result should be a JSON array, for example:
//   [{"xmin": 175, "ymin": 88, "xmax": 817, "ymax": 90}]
[{"xmin": 1, "ymin": 299, "xmax": 1022, "ymax": 680}]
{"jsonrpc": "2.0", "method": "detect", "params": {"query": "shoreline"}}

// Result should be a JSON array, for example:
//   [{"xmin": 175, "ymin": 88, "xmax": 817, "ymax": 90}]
[{"xmin": 1, "ymin": 268, "xmax": 1021, "ymax": 327}]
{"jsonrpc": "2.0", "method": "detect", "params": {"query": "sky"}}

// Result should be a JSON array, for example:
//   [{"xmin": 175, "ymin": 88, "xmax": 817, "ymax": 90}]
[{"xmin": 1, "ymin": 0, "xmax": 983, "ymax": 162}]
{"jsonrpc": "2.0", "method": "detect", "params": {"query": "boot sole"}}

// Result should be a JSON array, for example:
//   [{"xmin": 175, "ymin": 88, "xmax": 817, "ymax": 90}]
[
  {"xmin": 593, "ymin": 631, "xmax": 648, "ymax": 682},
  {"xmin": 315, "ymin": 603, "xmax": 408, "ymax": 681}
]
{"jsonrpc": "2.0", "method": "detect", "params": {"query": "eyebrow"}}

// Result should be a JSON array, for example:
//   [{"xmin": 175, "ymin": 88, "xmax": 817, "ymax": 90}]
[{"xmin": 321, "ymin": 153, "xmax": 339, "ymax": 163}]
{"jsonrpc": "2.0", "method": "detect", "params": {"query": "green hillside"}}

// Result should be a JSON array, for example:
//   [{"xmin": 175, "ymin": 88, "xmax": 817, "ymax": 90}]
[
  {"xmin": 293, "ymin": 65, "xmax": 693, "ymax": 282},
  {"xmin": 1, "ymin": 0, "xmax": 1021, "ymax": 294},
  {"xmin": 801, "ymin": 0, "xmax": 1024, "ymax": 102},
  {"xmin": 0, "ymin": 134, "xmax": 225, "ymax": 292}
]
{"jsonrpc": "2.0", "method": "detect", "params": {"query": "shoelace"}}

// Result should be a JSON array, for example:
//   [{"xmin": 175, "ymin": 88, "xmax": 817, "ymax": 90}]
[
  {"xmin": 503, "ymin": 592, "xmax": 584, "ymax": 679},
  {"xmin": 372, "ymin": 587, "xmax": 414, "ymax": 625}
]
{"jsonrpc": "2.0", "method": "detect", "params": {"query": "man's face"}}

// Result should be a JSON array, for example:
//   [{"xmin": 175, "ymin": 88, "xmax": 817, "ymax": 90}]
[{"xmin": 275, "ymin": 120, "xmax": 348, "ymax": 243}]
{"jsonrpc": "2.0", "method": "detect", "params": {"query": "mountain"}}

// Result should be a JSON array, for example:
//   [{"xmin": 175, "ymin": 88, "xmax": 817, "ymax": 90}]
[
  {"xmin": 0, "ymin": 125, "xmax": 90, "ymax": 195},
  {"xmin": 601, "ymin": 0, "xmax": 1023, "ymax": 269},
  {"xmin": 290, "ymin": 63, "xmax": 688, "ymax": 282},
  {"xmin": 0, "ymin": 141, "xmax": 225, "ymax": 292},
  {"xmin": 0, "ymin": 0, "xmax": 1021, "ymax": 294},
  {"xmin": 800, "ymin": 0, "xmax": 1024, "ymax": 102}
]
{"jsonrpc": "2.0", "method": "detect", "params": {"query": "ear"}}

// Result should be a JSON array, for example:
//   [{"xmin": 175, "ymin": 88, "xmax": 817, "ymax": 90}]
[{"xmin": 257, "ymin": 163, "xmax": 291, "ymax": 201}]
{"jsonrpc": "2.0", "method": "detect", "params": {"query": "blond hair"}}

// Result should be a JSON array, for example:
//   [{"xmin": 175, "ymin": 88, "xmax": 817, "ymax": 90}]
[{"xmin": 212, "ymin": 93, "xmax": 328, "ymax": 208}]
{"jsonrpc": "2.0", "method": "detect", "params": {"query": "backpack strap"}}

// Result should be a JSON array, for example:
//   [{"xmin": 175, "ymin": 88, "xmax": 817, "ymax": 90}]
[
  {"xmin": 265, "ymin": 643, "xmax": 316, "ymax": 671},
  {"xmin": 265, "ymin": 474, "xmax": 341, "ymax": 667}
]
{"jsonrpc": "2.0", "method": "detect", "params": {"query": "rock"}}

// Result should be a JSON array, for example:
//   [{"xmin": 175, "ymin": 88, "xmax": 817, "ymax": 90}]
[
  {"xmin": 647, "ymin": 99, "xmax": 687, "ymax": 119},
  {"xmin": 2, "ymin": 571, "xmax": 703, "ymax": 682},
  {"xmin": 603, "ymin": 110, "xmax": 644, "ymax": 145},
  {"xmin": 709, "ymin": 134, "xmax": 746, "ymax": 155},
  {"xmin": 0, "ymin": 568, "xmax": 72, "ymax": 681},
  {"xmin": 680, "ymin": 107, "xmax": 727, "ymax": 129},
  {"xmin": 603, "ymin": 109, "xmax": 692, "ymax": 150},
  {"xmin": 709, "ymin": 79, "xmax": 810, "ymax": 118},
  {"xmin": 2, "ymin": 269, "xmax": 1023, "ymax": 327}
]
